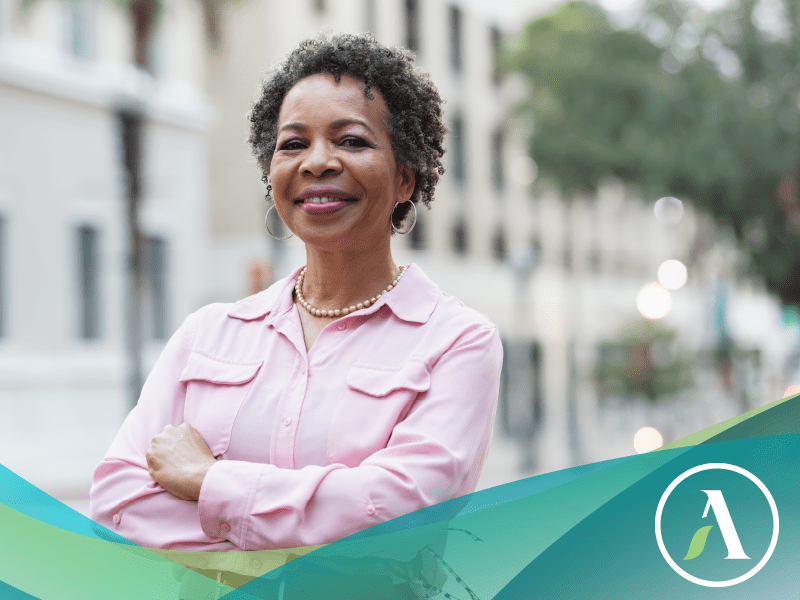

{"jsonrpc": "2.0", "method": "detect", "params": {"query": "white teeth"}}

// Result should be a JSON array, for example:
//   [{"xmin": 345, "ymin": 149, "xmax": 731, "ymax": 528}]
[
  {"xmin": 305, "ymin": 197, "xmax": 338, "ymax": 204},
  {"xmin": 302, "ymin": 197, "xmax": 354, "ymax": 203}
]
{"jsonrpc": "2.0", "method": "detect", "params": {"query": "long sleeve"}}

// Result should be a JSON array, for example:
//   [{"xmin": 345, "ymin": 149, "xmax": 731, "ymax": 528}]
[
  {"xmin": 89, "ymin": 310, "xmax": 226, "ymax": 549},
  {"xmin": 197, "ymin": 324, "xmax": 502, "ymax": 550}
]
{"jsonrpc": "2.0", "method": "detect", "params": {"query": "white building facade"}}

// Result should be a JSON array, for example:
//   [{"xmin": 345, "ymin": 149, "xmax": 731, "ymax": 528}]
[{"xmin": 0, "ymin": 0, "xmax": 214, "ymax": 498}]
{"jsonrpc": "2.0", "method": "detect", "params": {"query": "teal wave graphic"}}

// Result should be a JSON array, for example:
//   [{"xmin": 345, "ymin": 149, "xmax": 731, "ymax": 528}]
[
  {"xmin": 493, "ymin": 432, "xmax": 797, "ymax": 599},
  {"xmin": 0, "ymin": 394, "xmax": 795, "ymax": 599},
  {"xmin": 0, "ymin": 463, "xmax": 134, "ymax": 545}
]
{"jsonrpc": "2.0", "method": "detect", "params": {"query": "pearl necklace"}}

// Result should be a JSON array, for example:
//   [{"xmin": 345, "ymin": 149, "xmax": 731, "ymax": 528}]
[{"xmin": 294, "ymin": 265, "xmax": 408, "ymax": 318}]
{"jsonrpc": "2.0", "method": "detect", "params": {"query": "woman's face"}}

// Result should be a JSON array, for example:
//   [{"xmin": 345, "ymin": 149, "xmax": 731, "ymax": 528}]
[{"xmin": 270, "ymin": 73, "xmax": 414, "ymax": 253}]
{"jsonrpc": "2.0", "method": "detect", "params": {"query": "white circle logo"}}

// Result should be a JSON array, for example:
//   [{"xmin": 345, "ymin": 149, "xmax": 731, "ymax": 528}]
[{"xmin": 655, "ymin": 463, "xmax": 779, "ymax": 587}]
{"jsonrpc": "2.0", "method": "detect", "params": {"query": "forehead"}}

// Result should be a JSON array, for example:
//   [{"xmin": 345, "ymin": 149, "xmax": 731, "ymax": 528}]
[{"xmin": 277, "ymin": 73, "xmax": 389, "ymax": 131}]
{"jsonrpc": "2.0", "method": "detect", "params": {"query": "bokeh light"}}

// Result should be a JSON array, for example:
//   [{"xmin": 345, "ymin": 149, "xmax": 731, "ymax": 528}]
[
  {"xmin": 783, "ymin": 385, "xmax": 800, "ymax": 398},
  {"xmin": 636, "ymin": 283, "xmax": 672, "ymax": 319},
  {"xmin": 657, "ymin": 259, "xmax": 688, "ymax": 290},
  {"xmin": 634, "ymin": 426, "xmax": 664, "ymax": 453},
  {"xmin": 654, "ymin": 196, "xmax": 684, "ymax": 224},
  {"xmin": 510, "ymin": 155, "xmax": 538, "ymax": 185}
]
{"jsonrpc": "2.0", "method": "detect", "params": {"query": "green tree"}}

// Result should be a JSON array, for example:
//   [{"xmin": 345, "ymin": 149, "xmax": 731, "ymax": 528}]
[{"xmin": 507, "ymin": 0, "xmax": 800, "ymax": 305}]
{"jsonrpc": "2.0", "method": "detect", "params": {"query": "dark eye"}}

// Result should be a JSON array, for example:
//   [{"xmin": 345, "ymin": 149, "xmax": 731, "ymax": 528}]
[
  {"xmin": 279, "ymin": 139, "xmax": 306, "ymax": 151},
  {"xmin": 340, "ymin": 136, "xmax": 370, "ymax": 148}
]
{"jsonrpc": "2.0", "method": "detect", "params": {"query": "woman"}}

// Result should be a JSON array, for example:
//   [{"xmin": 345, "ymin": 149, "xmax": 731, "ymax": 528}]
[{"xmin": 90, "ymin": 33, "xmax": 502, "ymax": 555}]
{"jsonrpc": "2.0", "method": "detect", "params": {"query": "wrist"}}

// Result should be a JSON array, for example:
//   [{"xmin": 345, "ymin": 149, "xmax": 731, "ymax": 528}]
[{"xmin": 187, "ymin": 457, "xmax": 217, "ymax": 501}]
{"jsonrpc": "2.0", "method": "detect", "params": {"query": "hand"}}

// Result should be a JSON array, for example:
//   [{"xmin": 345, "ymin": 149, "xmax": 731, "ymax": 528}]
[{"xmin": 146, "ymin": 423, "xmax": 217, "ymax": 501}]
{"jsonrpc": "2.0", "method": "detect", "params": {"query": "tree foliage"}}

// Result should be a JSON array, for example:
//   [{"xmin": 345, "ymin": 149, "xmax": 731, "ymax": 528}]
[{"xmin": 507, "ymin": 0, "xmax": 800, "ymax": 305}]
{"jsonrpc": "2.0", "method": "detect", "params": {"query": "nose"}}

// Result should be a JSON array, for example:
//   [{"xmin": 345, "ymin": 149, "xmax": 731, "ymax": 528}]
[{"xmin": 300, "ymin": 139, "xmax": 341, "ymax": 178}]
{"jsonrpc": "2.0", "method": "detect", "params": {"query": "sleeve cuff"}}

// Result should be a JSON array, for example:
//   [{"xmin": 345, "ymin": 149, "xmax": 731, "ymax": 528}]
[{"xmin": 198, "ymin": 460, "xmax": 265, "ymax": 549}]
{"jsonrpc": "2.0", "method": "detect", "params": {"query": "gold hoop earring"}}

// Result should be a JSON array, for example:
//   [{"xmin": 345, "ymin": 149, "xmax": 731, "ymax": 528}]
[{"xmin": 265, "ymin": 205, "xmax": 294, "ymax": 240}]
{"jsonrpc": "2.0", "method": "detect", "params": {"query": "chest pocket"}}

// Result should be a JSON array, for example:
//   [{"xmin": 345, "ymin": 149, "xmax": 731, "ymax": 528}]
[
  {"xmin": 179, "ymin": 351, "xmax": 263, "ymax": 457},
  {"xmin": 327, "ymin": 361, "xmax": 431, "ymax": 467}
]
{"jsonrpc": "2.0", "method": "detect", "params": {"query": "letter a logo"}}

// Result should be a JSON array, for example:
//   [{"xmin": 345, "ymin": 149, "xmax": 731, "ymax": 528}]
[
  {"xmin": 655, "ymin": 463, "xmax": 779, "ymax": 587},
  {"xmin": 683, "ymin": 490, "xmax": 749, "ymax": 561}
]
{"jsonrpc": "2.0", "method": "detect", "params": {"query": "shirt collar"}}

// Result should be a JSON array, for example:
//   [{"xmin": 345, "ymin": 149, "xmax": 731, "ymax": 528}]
[{"xmin": 227, "ymin": 263, "xmax": 438, "ymax": 325}]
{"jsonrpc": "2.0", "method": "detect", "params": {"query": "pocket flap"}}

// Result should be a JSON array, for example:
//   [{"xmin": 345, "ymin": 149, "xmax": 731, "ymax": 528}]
[
  {"xmin": 179, "ymin": 351, "xmax": 262, "ymax": 385},
  {"xmin": 346, "ymin": 361, "xmax": 430, "ymax": 397}
]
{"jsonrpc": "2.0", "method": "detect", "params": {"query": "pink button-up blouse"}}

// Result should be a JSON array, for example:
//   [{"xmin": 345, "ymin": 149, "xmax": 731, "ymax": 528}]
[{"xmin": 89, "ymin": 264, "xmax": 502, "ymax": 551}]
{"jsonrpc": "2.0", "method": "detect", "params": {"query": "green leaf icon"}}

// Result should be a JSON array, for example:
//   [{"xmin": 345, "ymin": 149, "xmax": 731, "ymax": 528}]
[{"xmin": 684, "ymin": 525, "xmax": 714, "ymax": 560}]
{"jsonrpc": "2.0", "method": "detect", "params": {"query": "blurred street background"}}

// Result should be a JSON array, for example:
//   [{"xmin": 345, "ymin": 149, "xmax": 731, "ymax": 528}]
[{"xmin": 2, "ymin": 0, "xmax": 799, "ymax": 518}]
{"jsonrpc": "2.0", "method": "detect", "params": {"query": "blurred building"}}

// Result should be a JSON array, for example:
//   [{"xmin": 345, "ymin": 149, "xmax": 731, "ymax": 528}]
[
  {"xmin": 0, "ymin": 0, "xmax": 214, "ymax": 498},
  {"xmin": 0, "ymin": 0, "xmax": 794, "ymax": 511}
]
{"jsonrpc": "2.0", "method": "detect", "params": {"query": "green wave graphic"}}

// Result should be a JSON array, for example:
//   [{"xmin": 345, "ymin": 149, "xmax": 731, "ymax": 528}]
[
  {"xmin": 0, "ymin": 395, "xmax": 794, "ymax": 598},
  {"xmin": 683, "ymin": 525, "xmax": 714, "ymax": 560},
  {"xmin": 0, "ymin": 501, "xmax": 243, "ymax": 599},
  {"xmin": 659, "ymin": 393, "xmax": 799, "ymax": 450}
]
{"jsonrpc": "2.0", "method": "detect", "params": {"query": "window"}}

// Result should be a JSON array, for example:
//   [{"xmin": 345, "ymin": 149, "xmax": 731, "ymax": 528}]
[
  {"xmin": 77, "ymin": 226, "xmax": 100, "ymax": 339},
  {"xmin": 490, "ymin": 26, "xmax": 502, "ymax": 86},
  {"xmin": 451, "ymin": 113, "xmax": 466, "ymax": 185},
  {"xmin": 492, "ymin": 226, "xmax": 507, "ymax": 261},
  {"xmin": 498, "ymin": 340, "xmax": 544, "ymax": 442},
  {"xmin": 409, "ymin": 209, "xmax": 425, "ymax": 250},
  {"xmin": 531, "ymin": 341, "xmax": 543, "ymax": 431},
  {"xmin": 590, "ymin": 248, "xmax": 601, "ymax": 272},
  {"xmin": 448, "ymin": 5, "xmax": 462, "ymax": 73},
  {"xmin": 131, "ymin": 4, "xmax": 158, "ymax": 73},
  {"xmin": 0, "ymin": 217, "xmax": 5, "ymax": 338},
  {"xmin": 405, "ymin": 0, "xmax": 419, "ymax": 53},
  {"xmin": 563, "ymin": 242, "xmax": 573, "ymax": 272},
  {"xmin": 452, "ymin": 218, "xmax": 468, "ymax": 255},
  {"xmin": 365, "ymin": 0, "xmax": 376, "ymax": 33},
  {"xmin": 266, "ymin": 203, "xmax": 288, "ymax": 240},
  {"xmin": 498, "ymin": 338, "xmax": 510, "ymax": 435},
  {"xmin": 66, "ymin": 0, "xmax": 92, "ymax": 61},
  {"xmin": 145, "ymin": 236, "xmax": 167, "ymax": 340},
  {"xmin": 530, "ymin": 236, "xmax": 542, "ymax": 268},
  {"xmin": 491, "ymin": 128, "xmax": 505, "ymax": 193}
]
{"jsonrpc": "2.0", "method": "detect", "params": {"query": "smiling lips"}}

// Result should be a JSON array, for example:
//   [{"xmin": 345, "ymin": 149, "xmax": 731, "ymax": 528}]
[{"xmin": 295, "ymin": 191, "xmax": 357, "ymax": 215}]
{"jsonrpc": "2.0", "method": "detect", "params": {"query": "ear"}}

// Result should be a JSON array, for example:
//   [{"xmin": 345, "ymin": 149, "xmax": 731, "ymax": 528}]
[{"xmin": 396, "ymin": 164, "xmax": 416, "ymax": 203}]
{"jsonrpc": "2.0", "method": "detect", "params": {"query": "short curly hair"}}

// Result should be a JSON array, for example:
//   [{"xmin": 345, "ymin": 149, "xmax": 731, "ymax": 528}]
[{"xmin": 248, "ymin": 32, "xmax": 446, "ymax": 229}]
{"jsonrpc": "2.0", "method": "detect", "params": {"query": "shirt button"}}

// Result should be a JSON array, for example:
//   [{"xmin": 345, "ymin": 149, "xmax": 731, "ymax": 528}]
[
  {"xmin": 219, "ymin": 522, "xmax": 231, "ymax": 535},
  {"xmin": 300, "ymin": 365, "xmax": 307, "ymax": 374},
  {"xmin": 366, "ymin": 504, "xmax": 376, "ymax": 516},
  {"xmin": 283, "ymin": 417, "xmax": 292, "ymax": 426},
  {"xmin": 112, "ymin": 513, "xmax": 121, "ymax": 525},
  {"xmin": 337, "ymin": 322, "xmax": 347, "ymax": 331}
]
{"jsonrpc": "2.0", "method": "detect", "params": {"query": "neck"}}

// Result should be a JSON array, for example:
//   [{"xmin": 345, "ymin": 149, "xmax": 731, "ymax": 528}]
[{"xmin": 299, "ymin": 241, "xmax": 400, "ymax": 310}]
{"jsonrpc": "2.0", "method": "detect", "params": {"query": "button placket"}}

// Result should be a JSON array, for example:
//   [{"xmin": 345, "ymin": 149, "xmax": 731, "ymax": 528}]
[{"xmin": 273, "ymin": 355, "xmax": 307, "ymax": 469}]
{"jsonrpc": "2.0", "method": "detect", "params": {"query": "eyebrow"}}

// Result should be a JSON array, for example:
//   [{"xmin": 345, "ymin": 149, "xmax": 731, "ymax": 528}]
[{"xmin": 279, "ymin": 118, "xmax": 375, "ymax": 135}]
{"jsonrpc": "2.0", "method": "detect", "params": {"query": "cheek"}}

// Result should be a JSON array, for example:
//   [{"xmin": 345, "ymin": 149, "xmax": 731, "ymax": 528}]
[
  {"xmin": 268, "ymin": 160, "xmax": 290, "ymax": 198},
  {"xmin": 361, "ymin": 158, "xmax": 399, "ymax": 198}
]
